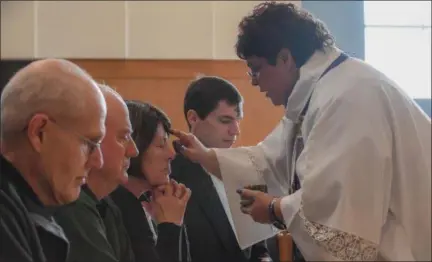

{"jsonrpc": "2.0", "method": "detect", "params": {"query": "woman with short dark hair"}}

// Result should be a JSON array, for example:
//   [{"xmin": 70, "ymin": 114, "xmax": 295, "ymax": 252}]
[{"xmin": 110, "ymin": 100, "xmax": 191, "ymax": 262}]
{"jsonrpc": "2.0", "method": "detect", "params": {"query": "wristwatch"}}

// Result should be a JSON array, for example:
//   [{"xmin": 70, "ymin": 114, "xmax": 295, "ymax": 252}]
[{"xmin": 268, "ymin": 198, "xmax": 287, "ymax": 230}]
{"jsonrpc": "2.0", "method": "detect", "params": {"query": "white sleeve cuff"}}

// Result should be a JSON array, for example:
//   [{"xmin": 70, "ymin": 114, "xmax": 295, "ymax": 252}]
[{"xmin": 280, "ymin": 189, "xmax": 302, "ymax": 229}]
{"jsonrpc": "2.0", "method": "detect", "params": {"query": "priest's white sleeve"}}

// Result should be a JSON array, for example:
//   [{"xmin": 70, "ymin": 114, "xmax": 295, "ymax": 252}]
[
  {"xmin": 212, "ymin": 117, "xmax": 296, "ymax": 249},
  {"xmin": 213, "ymin": 145, "xmax": 282, "ymax": 249},
  {"xmin": 282, "ymin": 81, "xmax": 393, "ymax": 261},
  {"xmin": 214, "ymin": 116, "xmax": 296, "ymax": 196}
]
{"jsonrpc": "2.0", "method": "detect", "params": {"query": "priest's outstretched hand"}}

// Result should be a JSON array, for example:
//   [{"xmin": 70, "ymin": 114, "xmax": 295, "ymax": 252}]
[
  {"xmin": 170, "ymin": 129, "xmax": 221, "ymax": 177},
  {"xmin": 170, "ymin": 129, "xmax": 208, "ymax": 162}
]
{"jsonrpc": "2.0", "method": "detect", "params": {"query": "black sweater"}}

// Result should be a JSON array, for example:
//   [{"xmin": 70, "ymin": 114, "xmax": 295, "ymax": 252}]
[
  {"xmin": 110, "ymin": 185, "xmax": 191, "ymax": 262},
  {"xmin": 0, "ymin": 155, "xmax": 69, "ymax": 262}
]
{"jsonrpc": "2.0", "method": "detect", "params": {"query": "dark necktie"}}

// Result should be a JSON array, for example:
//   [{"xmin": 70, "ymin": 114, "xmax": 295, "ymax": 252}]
[{"xmin": 291, "ymin": 125, "xmax": 306, "ymax": 262}]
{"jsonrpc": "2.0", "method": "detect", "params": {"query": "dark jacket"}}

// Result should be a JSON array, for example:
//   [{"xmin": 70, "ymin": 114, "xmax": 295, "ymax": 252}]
[
  {"xmin": 110, "ymin": 185, "xmax": 190, "ymax": 262},
  {"xmin": 54, "ymin": 186, "xmax": 135, "ymax": 262},
  {"xmin": 0, "ymin": 155, "xmax": 69, "ymax": 262},
  {"xmin": 170, "ymin": 154, "xmax": 271, "ymax": 262}
]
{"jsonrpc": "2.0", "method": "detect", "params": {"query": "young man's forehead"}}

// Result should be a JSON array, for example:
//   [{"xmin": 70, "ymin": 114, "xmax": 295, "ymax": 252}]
[{"xmin": 212, "ymin": 100, "xmax": 243, "ymax": 118}]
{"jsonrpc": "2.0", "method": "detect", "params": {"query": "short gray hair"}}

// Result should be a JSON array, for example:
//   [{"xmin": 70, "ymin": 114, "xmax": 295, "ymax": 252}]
[
  {"xmin": 1, "ymin": 59, "xmax": 97, "ymax": 139},
  {"xmin": 98, "ymin": 83, "xmax": 122, "ymax": 100}
]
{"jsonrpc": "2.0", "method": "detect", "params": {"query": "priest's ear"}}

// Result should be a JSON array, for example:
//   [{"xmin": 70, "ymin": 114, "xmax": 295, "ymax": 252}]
[
  {"xmin": 186, "ymin": 109, "xmax": 200, "ymax": 130},
  {"xmin": 277, "ymin": 48, "xmax": 296, "ymax": 70}
]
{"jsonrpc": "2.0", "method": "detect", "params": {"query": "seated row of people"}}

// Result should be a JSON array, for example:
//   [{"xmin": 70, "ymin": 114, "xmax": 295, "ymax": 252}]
[
  {"xmin": 0, "ymin": 58, "xmax": 272, "ymax": 262},
  {"xmin": 3, "ymin": 2, "xmax": 430, "ymax": 261}
]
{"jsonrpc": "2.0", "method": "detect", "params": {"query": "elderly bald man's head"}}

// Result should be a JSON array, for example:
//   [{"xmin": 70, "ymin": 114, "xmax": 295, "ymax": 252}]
[
  {"xmin": 1, "ymin": 59, "xmax": 106, "ymax": 136},
  {"xmin": 0, "ymin": 59, "xmax": 107, "ymax": 206}
]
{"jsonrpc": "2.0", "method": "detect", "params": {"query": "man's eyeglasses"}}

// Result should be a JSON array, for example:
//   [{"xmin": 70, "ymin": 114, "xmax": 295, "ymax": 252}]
[
  {"xmin": 49, "ymin": 118, "xmax": 101, "ymax": 155},
  {"xmin": 247, "ymin": 70, "xmax": 260, "ymax": 86},
  {"xmin": 247, "ymin": 71, "xmax": 260, "ymax": 79}
]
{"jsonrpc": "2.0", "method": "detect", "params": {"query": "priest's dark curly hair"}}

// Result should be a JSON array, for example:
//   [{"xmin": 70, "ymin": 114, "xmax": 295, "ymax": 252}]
[{"xmin": 235, "ymin": 2, "xmax": 335, "ymax": 67}]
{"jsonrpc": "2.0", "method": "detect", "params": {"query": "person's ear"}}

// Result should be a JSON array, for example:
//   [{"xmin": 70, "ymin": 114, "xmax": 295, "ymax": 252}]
[
  {"xmin": 26, "ymin": 114, "xmax": 49, "ymax": 153},
  {"xmin": 186, "ymin": 110, "xmax": 199, "ymax": 130},
  {"xmin": 277, "ymin": 48, "xmax": 296, "ymax": 70}
]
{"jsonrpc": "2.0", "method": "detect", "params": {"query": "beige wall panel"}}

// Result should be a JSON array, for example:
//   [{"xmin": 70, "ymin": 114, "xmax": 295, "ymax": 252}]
[
  {"xmin": 127, "ymin": 1, "xmax": 214, "ymax": 59},
  {"xmin": 37, "ymin": 1, "xmax": 126, "ymax": 58},
  {"xmin": 1, "ymin": 1, "xmax": 35, "ymax": 58},
  {"xmin": 212, "ymin": 1, "xmax": 260, "ymax": 60},
  {"xmin": 0, "ymin": 1, "xmax": 302, "ymax": 59}
]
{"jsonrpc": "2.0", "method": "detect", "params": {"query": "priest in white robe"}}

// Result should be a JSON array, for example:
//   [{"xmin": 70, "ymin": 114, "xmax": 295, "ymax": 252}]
[{"xmin": 171, "ymin": 2, "xmax": 431, "ymax": 261}]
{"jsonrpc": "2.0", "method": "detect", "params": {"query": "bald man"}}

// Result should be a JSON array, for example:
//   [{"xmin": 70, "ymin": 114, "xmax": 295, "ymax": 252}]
[
  {"xmin": 0, "ymin": 59, "xmax": 107, "ymax": 262},
  {"xmin": 55, "ymin": 85, "xmax": 139, "ymax": 262}
]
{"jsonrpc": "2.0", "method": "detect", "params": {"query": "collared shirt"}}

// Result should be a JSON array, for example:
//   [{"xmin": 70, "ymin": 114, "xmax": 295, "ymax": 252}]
[
  {"xmin": 142, "ymin": 203, "xmax": 158, "ymax": 243},
  {"xmin": 54, "ymin": 185, "xmax": 135, "ymax": 262},
  {"xmin": 209, "ymin": 173, "xmax": 237, "ymax": 239}
]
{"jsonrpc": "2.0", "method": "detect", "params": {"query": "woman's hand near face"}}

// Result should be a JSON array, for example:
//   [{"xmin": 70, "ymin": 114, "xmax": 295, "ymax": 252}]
[
  {"xmin": 150, "ymin": 179, "xmax": 191, "ymax": 226},
  {"xmin": 171, "ymin": 180, "xmax": 188, "ymax": 199}
]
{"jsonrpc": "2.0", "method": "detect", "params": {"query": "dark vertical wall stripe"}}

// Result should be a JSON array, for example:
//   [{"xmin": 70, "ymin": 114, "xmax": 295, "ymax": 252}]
[
  {"xmin": 302, "ymin": 1, "xmax": 365, "ymax": 59},
  {"xmin": 0, "ymin": 60, "xmax": 34, "ymax": 94}
]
